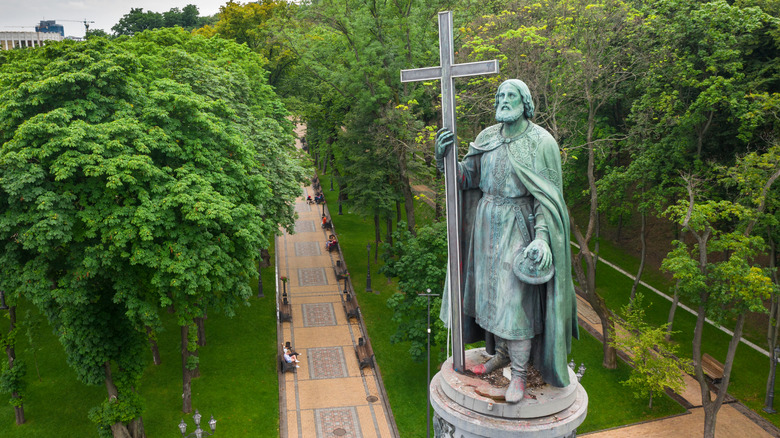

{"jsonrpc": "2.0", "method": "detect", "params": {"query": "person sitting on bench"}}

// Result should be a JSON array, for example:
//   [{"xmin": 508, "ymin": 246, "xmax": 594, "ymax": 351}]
[
  {"xmin": 283, "ymin": 347, "xmax": 300, "ymax": 367},
  {"xmin": 326, "ymin": 234, "xmax": 338, "ymax": 251},
  {"xmin": 315, "ymin": 193, "xmax": 324, "ymax": 204},
  {"xmin": 322, "ymin": 214, "xmax": 331, "ymax": 229}
]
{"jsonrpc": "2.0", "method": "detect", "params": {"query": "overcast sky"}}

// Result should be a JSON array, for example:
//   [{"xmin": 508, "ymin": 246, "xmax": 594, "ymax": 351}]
[{"xmin": 0, "ymin": 1, "xmax": 230, "ymax": 38}]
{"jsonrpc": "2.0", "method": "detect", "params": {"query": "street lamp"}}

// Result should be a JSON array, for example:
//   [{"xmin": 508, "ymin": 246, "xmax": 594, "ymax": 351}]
[
  {"xmin": 178, "ymin": 409, "xmax": 216, "ymax": 437},
  {"xmin": 419, "ymin": 289, "xmax": 439, "ymax": 438},
  {"xmin": 365, "ymin": 243, "xmax": 373, "ymax": 293},
  {"xmin": 764, "ymin": 346, "xmax": 780, "ymax": 414}
]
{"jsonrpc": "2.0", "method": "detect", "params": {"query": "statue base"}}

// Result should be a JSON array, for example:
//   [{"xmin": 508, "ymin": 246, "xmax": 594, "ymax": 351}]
[{"xmin": 431, "ymin": 348, "xmax": 588, "ymax": 438}]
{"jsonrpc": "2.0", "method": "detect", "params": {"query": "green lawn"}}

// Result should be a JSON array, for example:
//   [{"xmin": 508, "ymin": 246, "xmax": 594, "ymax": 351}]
[{"xmin": 0, "ymin": 245, "xmax": 279, "ymax": 437}]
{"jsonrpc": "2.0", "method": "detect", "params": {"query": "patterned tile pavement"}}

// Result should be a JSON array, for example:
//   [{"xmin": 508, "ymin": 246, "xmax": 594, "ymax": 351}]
[
  {"xmin": 295, "ymin": 219, "xmax": 317, "ymax": 234},
  {"xmin": 315, "ymin": 407, "xmax": 362, "ymax": 438},
  {"xmin": 295, "ymin": 203, "xmax": 312, "ymax": 213},
  {"xmin": 307, "ymin": 347, "xmax": 349, "ymax": 380},
  {"xmin": 302, "ymin": 303, "xmax": 337, "ymax": 327},
  {"xmin": 298, "ymin": 267, "xmax": 328, "ymax": 286},
  {"xmin": 295, "ymin": 241, "xmax": 322, "ymax": 257}
]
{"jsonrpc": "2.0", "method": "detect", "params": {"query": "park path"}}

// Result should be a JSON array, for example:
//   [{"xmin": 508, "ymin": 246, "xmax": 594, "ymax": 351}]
[{"xmin": 276, "ymin": 124, "xmax": 399, "ymax": 438}]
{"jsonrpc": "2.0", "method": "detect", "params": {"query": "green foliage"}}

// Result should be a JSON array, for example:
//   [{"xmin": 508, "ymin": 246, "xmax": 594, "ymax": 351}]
[
  {"xmin": 610, "ymin": 294, "xmax": 692, "ymax": 408},
  {"xmin": 88, "ymin": 389, "xmax": 143, "ymax": 437},
  {"xmin": 112, "ymin": 5, "xmax": 213, "ymax": 36},
  {"xmin": 0, "ymin": 28, "xmax": 304, "ymax": 434},
  {"xmin": 0, "ymin": 359, "xmax": 26, "ymax": 408},
  {"xmin": 382, "ymin": 221, "xmax": 447, "ymax": 361}
]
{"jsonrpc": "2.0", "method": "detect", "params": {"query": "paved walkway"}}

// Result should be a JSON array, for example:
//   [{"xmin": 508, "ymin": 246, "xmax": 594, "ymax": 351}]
[{"xmin": 276, "ymin": 126, "xmax": 398, "ymax": 438}]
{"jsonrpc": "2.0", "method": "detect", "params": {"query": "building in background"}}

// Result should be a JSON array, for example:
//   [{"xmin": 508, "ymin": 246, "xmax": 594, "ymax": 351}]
[
  {"xmin": 35, "ymin": 20, "xmax": 65, "ymax": 36},
  {"xmin": 0, "ymin": 30, "xmax": 64, "ymax": 50}
]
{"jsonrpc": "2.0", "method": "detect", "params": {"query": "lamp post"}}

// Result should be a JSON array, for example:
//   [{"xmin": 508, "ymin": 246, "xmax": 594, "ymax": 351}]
[
  {"xmin": 365, "ymin": 243, "xmax": 373, "ymax": 293},
  {"xmin": 419, "ymin": 289, "xmax": 439, "ymax": 438},
  {"xmin": 178, "ymin": 409, "xmax": 216, "ymax": 437},
  {"xmin": 338, "ymin": 193, "xmax": 343, "ymax": 215},
  {"xmin": 764, "ymin": 346, "xmax": 780, "ymax": 414}
]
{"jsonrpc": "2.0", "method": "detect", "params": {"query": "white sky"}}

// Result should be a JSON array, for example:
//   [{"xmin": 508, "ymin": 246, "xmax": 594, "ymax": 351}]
[{"xmin": 0, "ymin": 1, "xmax": 231, "ymax": 38}]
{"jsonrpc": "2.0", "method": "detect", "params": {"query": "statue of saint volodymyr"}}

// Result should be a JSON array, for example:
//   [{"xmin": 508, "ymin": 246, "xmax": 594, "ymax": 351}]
[{"xmin": 437, "ymin": 79, "xmax": 578, "ymax": 403}]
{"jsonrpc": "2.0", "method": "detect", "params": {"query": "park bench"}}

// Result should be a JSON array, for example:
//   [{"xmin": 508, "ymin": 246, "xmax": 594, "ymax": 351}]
[
  {"xmin": 279, "ymin": 296, "xmax": 292, "ymax": 322},
  {"xmin": 322, "ymin": 220, "xmax": 332, "ymax": 230},
  {"xmin": 355, "ymin": 337, "xmax": 374, "ymax": 369},
  {"xmin": 342, "ymin": 293, "xmax": 360, "ymax": 321},
  {"xmin": 334, "ymin": 260, "xmax": 348, "ymax": 280},
  {"xmin": 701, "ymin": 353, "xmax": 725, "ymax": 383},
  {"xmin": 279, "ymin": 353, "xmax": 296, "ymax": 373},
  {"xmin": 327, "ymin": 241, "xmax": 339, "ymax": 253}
]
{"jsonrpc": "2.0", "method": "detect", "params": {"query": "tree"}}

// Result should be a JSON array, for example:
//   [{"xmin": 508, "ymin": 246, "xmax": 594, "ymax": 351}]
[
  {"xmin": 0, "ymin": 298, "xmax": 26, "ymax": 425},
  {"xmin": 662, "ymin": 177, "xmax": 775, "ymax": 438},
  {"xmin": 0, "ymin": 29, "xmax": 305, "ymax": 437},
  {"xmin": 382, "ymin": 222, "xmax": 448, "ymax": 361},
  {"xmin": 609, "ymin": 294, "xmax": 692, "ymax": 409}
]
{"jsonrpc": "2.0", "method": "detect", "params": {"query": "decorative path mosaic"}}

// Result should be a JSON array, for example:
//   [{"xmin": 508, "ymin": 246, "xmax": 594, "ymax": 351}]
[
  {"xmin": 295, "ymin": 219, "xmax": 317, "ymax": 234},
  {"xmin": 315, "ymin": 407, "xmax": 362, "ymax": 438},
  {"xmin": 294, "ymin": 203, "xmax": 312, "ymax": 213},
  {"xmin": 298, "ymin": 267, "xmax": 328, "ymax": 287},
  {"xmin": 295, "ymin": 242, "xmax": 322, "ymax": 257},
  {"xmin": 307, "ymin": 347, "xmax": 348, "ymax": 380},
  {"xmin": 302, "ymin": 303, "xmax": 337, "ymax": 327}
]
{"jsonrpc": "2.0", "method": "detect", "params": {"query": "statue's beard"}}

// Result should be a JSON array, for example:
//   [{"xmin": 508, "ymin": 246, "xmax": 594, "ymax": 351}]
[{"xmin": 496, "ymin": 105, "xmax": 524, "ymax": 123}]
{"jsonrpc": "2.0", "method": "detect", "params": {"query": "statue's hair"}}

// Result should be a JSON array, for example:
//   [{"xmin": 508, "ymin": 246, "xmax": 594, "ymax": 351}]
[{"xmin": 494, "ymin": 79, "xmax": 535, "ymax": 119}]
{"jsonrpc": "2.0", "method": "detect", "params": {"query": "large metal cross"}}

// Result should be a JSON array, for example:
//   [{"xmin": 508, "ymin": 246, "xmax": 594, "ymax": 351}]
[{"xmin": 400, "ymin": 11, "xmax": 499, "ymax": 374}]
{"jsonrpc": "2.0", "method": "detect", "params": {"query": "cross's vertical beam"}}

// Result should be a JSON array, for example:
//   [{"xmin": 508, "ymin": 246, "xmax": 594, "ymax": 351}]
[
  {"xmin": 400, "ymin": 11, "xmax": 498, "ymax": 374},
  {"xmin": 437, "ymin": 11, "xmax": 466, "ymax": 374}
]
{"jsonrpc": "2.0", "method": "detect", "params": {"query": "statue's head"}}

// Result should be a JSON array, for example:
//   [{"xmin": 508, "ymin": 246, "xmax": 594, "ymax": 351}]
[{"xmin": 494, "ymin": 79, "xmax": 535, "ymax": 123}]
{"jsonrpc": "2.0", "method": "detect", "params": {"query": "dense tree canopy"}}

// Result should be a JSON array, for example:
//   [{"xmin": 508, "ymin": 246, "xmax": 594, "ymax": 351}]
[{"xmin": 0, "ymin": 28, "xmax": 305, "ymax": 436}]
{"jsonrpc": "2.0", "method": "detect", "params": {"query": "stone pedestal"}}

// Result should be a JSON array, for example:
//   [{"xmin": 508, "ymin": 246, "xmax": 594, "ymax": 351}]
[{"xmin": 431, "ymin": 348, "xmax": 588, "ymax": 438}]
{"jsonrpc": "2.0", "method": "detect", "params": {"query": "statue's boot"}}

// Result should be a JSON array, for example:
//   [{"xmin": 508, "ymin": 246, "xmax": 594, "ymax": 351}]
[
  {"xmin": 471, "ymin": 337, "xmax": 510, "ymax": 375},
  {"xmin": 505, "ymin": 339, "xmax": 532, "ymax": 403},
  {"xmin": 471, "ymin": 355, "xmax": 510, "ymax": 375}
]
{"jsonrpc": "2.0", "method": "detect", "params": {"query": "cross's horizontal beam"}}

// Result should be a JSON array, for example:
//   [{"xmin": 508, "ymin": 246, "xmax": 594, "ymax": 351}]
[{"xmin": 400, "ymin": 60, "xmax": 499, "ymax": 83}]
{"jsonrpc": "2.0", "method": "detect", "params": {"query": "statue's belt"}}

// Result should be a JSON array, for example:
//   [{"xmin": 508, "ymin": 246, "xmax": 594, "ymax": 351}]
[{"xmin": 480, "ymin": 194, "xmax": 534, "ymax": 243}]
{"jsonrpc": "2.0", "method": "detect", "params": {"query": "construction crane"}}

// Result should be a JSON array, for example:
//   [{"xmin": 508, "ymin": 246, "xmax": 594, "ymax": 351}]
[{"xmin": 58, "ymin": 19, "xmax": 96, "ymax": 33}]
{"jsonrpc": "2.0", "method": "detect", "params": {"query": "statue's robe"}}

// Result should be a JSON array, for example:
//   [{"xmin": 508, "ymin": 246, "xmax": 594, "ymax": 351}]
[{"xmin": 440, "ymin": 122, "xmax": 578, "ymax": 387}]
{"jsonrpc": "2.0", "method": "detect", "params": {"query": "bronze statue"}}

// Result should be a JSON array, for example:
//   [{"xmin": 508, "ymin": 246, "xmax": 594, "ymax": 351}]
[{"xmin": 437, "ymin": 79, "xmax": 578, "ymax": 403}]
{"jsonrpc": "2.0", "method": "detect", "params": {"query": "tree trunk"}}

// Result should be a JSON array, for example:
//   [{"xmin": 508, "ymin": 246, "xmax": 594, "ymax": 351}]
[
  {"xmin": 146, "ymin": 326, "xmax": 161, "ymax": 366},
  {"xmin": 6, "ymin": 306, "xmax": 25, "ymax": 425},
  {"xmin": 396, "ymin": 200, "xmax": 402, "ymax": 224},
  {"xmin": 259, "ymin": 248, "xmax": 271, "ymax": 268},
  {"xmin": 181, "ymin": 325, "xmax": 193, "ymax": 414},
  {"xmin": 630, "ymin": 212, "xmax": 647, "ymax": 301},
  {"xmin": 648, "ymin": 392, "xmax": 653, "ymax": 410},
  {"xmin": 767, "ymin": 236, "xmax": 780, "ymax": 409},
  {"xmin": 104, "ymin": 362, "xmax": 132, "ymax": 438},
  {"xmin": 128, "ymin": 417, "xmax": 145, "ymax": 438},
  {"xmin": 386, "ymin": 216, "xmax": 393, "ymax": 246}
]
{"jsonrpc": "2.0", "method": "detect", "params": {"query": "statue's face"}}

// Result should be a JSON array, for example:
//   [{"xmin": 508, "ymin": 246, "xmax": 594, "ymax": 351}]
[{"xmin": 495, "ymin": 84, "xmax": 525, "ymax": 123}]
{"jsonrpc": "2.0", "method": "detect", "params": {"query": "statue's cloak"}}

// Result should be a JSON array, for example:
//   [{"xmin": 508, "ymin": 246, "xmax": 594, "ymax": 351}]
[{"xmin": 440, "ymin": 123, "xmax": 578, "ymax": 387}]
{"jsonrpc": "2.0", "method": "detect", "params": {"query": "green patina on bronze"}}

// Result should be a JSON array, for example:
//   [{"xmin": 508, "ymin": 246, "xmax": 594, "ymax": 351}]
[{"xmin": 439, "ymin": 79, "xmax": 578, "ymax": 389}]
